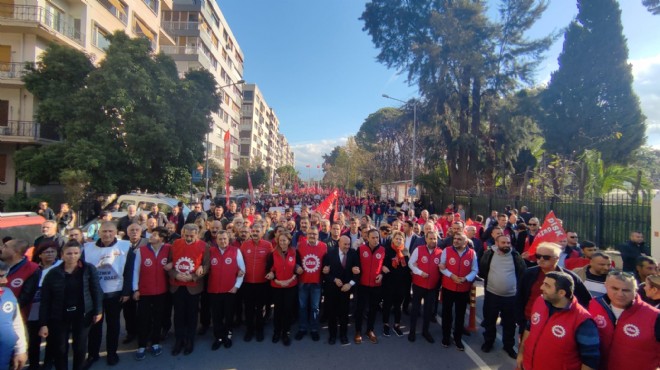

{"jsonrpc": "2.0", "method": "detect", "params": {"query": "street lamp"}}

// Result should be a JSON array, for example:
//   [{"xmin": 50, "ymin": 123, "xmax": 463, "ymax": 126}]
[
  {"xmin": 382, "ymin": 94, "xmax": 417, "ymax": 199},
  {"xmin": 205, "ymin": 79, "xmax": 245, "ymax": 196}
]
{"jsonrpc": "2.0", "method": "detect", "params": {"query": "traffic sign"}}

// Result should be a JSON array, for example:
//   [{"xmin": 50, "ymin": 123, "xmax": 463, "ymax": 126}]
[{"xmin": 408, "ymin": 187, "xmax": 417, "ymax": 196}]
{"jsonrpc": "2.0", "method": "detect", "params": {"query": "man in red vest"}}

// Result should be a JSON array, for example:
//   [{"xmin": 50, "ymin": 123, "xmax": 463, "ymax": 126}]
[
  {"xmin": 354, "ymin": 229, "xmax": 385, "ymax": 344},
  {"xmin": 439, "ymin": 232, "xmax": 477, "ymax": 351},
  {"xmin": 132, "ymin": 227, "xmax": 170, "ymax": 360},
  {"xmin": 294, "ymin": 226, "xmax": 327, "ymax": 342},
  {"xmin": 517, "ymin": 271, "xmax": 600, "ymax": 370},
  {"xmin": 208, "ymin": 231, "xmax": 245, "ymax": 351},
  {"xmin": 408, "ymin": 231, "xmax": 442, "ymax": 343},
  {"xmin": 0, "ymin": 239, "xmax": 39, "ymax": 302},
  {"xmin": 239, "ymin": 224, "xmax": 272, "ymax": 342},
  {"xmin": 588, "ymin": 271, "xmax": 660, "ymax": 370},
  {"xmin": 166, "ymin": 224, "xmax": 208, "ymax": 356}
]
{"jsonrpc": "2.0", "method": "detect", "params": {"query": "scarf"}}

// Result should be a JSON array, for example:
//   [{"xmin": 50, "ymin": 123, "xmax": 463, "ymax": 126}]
[{"xmin": 391, "ymin": 242, "xmax": 407, "ymax": 268}]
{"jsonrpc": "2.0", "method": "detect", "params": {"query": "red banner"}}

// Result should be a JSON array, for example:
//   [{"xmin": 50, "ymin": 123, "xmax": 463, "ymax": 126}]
[
  {"xmin": 316, "ymin": 189, "xmax": 338, "ymax": 220},
  {"xmin": 246, "ymin": 169, "xmax": 254, "ymax": 203},
  {"xmin": 528, "ymin": 211, "xmax": 566, "ymax": 255},
  {"xmin": 224, "ymin": 131, "xmax": 231, "ymax": 207}
]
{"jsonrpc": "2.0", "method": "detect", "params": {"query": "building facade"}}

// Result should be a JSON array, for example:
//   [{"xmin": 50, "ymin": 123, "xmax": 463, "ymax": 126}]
[
  {"xmin": 240, "ymin": 83, "xmax": 294, "ymax": 184},
  {"xmin": 160, "ymin": 0, "xmax": 243, "ymax": 170},
  {"xmin": 0, "ymin": 0, "xmax": 175, "ymax": 199}
]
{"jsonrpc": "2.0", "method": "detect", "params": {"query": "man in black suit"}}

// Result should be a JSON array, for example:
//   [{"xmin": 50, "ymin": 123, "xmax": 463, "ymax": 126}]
[{"xmin": 322, "ymin": 235, "xmax": 359, "ymax": 345}]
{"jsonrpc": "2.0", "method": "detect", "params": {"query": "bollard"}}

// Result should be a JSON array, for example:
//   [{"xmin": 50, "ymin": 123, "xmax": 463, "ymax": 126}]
[{"xmin": 464, "ymin": 284, "xmax": 478, "ymax": 333}]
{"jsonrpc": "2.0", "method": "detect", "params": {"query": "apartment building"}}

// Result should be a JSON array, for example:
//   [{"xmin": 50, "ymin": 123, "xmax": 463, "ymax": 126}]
[
  {"xmin": 0, "ymin": 0, "xmax": 175, "ymax": 198},
  {"xmin": 160, "ymin": 0, "xmax": 243, "ymax": 171},
  {"xmin": 240, "ymin": 83, "xmax": 294, "ymax": 182}
]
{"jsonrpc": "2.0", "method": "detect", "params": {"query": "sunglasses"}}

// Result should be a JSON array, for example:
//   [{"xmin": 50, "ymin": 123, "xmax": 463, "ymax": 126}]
[
  {"xmin": 608, "ymin": 270, "xmax": 634, "ymax": 278},
  {"xmin": 568, "ymin": 236, "xmax": 578, "ymax": 239},
  {"xmin": 528, "ymin": 223, "xmax": 538, "ymax": 226},
  {"xmin": 0, "ymin": 273, "xmax": 7, "ymax": 278},
  {"xmin": 535, "ymin": 254, "xmax": 556, "ymax": 261}
]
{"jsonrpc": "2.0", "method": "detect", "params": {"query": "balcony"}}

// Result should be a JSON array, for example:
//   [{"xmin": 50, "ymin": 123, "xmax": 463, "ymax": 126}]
[
  {"xmin": 0, "ymin": 5, "xmax": 85, "ymax": 46},
  {"xmin": 160, "ymin": 20, "xmax": 199, "ymax": 31},
  {"xmin": 0, "ymin": 62, "xmax": 33, "ymax": 82},
  {"xmin": 0, "ymin": 121, "xmax": 61, "ymax": 143},
  {"xmin": 160, "ymin": 44, "xmax": 211, "ymax": 70}
]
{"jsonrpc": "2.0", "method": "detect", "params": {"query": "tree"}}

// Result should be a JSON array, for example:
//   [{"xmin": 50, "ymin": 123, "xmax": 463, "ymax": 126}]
[
  {"xmin": 16, "ymin": 32, "xmax": 220, "ymax": 195},
  {"xmin": 643, "ymin": 0, "xmax": 660, "ymax": 15},
  {"xmin": 361, "ymin": 0, "xmax": 553, "ymax": 190},
  {"xmin": 355, "ymin": 107, "xmax": 410, "ymax": 182},
  {"xmin": 275, "ymin": 165, "xmax": 300, "ymax": 190},
  {"xmin": 540, "ymin": 0, "xmax": 646, "ymax": 165},
  {"xmin": 230, "ymin": 163, "xmax": 267, "ymax": 190}
]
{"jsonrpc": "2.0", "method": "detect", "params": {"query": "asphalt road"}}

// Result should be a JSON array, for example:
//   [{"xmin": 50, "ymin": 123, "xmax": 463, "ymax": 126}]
[{"xmin": 67, "ymin": 283, "xmax": 517, "ymax": 370}]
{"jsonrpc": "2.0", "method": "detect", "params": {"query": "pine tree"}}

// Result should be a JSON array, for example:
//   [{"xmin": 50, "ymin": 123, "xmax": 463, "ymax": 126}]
[{"xmin": 540, "ymin": 0, "xmax": 646, "ymax": 164}]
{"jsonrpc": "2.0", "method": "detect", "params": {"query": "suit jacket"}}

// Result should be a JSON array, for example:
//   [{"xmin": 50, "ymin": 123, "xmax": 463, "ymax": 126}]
[{"xmin": 322, "ymin": 248, "xmax": 359, "ymax": 286}]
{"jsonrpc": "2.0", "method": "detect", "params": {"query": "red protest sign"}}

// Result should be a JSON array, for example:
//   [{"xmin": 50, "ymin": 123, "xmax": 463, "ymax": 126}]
[{"xmin": 528, "ymin": 211, "xmax": 566, "ymax": 255}]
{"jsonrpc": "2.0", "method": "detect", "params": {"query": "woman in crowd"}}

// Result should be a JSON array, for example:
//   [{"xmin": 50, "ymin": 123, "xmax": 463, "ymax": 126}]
[
  {"xmin": 381, "ymin": 231, "xmax": 409, "ymax": 337},
  {"xmin": 19, "ymin": 241, "xmax": 62, "ymax": 370},
  {"xmin": 39, "ymin": 240, "xmax": 103, "ymax": 370},
  {"xmin": 266, "ymin": 232, "xmax": 298, "ymax": 346}
]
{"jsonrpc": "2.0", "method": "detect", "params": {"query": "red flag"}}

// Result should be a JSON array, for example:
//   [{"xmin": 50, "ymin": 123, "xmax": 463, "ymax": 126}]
[
  {"xmin": 528, "ymin": 211, "xmax": 566, "ymax": 255},
  {"xmin": 224, "ymin": 131, "xmax": 231, "ymax": 206},
  {"xmin": 316, "ymin": 189, "xmax": 339, "ymax": 219},
  {"xmin": 247, "ymin": 169, "xmax": 254, "ymax": 202}
]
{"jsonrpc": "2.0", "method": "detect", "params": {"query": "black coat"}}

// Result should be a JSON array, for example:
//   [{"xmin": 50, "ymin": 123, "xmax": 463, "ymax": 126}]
[
  {"xmin": 39, "ymin": 262, "xmax": 103, "ymax": 327},
  {"xmin": 322, "ymin": 248, "xmax": 359, "ymax": 286}
]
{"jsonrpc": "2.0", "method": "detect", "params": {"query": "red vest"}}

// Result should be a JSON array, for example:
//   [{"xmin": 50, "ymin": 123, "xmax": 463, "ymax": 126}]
[
  {"xmin": 8, "ymin": 258, "xmax": 39, "ymax": 298},
  {"xmin": 207, "ymin": 246, "xmax": 240, "ymax": 294},
  {"xmin": 138, "ymin": 244, "xmax": 170, "ymax": 295},
  {"xmin": 297, "ymin": 241, "xmax": 327, "ymax": 284},
  {"xmin": 270, "ymin": 248, "xmax": 297, "ymax": 289},
  {"xmin": 588, "ymin": 295, "xmax": 660, "ymax": 370},
  {"xmin": 358, "ymin": 244, "xmax": 385, "ymax": 287},
  {"xmin": 240, "ymin": 239, "xmax": 272, "ymax": 284},
  {"xmin": 523, "ymin": 296, "xmax": 592, "ymax": 370},
  {"xmin": 412, "ymin": 246, "xmax": 442, "ymax": 290},
  {"xmin": 170, "ymin": 239, "xmax": 206, "ymax": 287},
  {"xmin": 441, "ymin": 247, "xmax": 475, "ymax": 292}
]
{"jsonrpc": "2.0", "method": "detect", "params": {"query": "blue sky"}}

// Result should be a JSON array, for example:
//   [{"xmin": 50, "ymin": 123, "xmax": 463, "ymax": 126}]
[{"xmin": 219, "ymin": 0, "xmax": 660, "ymax": 180}]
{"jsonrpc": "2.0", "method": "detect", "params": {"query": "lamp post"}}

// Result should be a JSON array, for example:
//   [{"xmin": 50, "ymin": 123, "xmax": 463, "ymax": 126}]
[
  {"xmin": 206, "ymin": 79, "xmax": 245, "ymax": 196},
  {"xmin": 382, "ymin": 94, "xmax": 417, "ymax": 199}
]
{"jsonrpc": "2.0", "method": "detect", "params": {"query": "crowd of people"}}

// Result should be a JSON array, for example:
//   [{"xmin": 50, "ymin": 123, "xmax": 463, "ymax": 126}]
[{"xmin": 0, "ymin": 198, "xmax": 658, "ymax": 370}]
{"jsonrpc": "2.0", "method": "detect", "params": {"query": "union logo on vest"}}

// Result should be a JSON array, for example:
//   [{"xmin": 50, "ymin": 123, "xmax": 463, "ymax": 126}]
[
  {"xmin": 623, "ymin": 324, "xmax": 640, "ymax": 337},
  {"xmin": 302, "ymin": 254, "xmax": 320, "ymax": 273},
  {"xmin": 175, "ymin": 256, "xmax": 195, "ymax": 273},
  {"xmin": 551, "ymin": 325, "xmax": 566, "ymax": 338}
]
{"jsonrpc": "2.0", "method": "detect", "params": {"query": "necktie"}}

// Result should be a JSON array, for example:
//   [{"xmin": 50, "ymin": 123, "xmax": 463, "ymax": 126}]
[{"xmin": 341, "ymin": 253, "xmax": 346, "ymax": 268}]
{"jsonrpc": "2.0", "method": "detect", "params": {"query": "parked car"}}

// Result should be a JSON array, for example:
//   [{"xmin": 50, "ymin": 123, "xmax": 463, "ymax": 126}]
[
  {"xmin": 0, "ymin": 212, "xmax": 46, "ymax": 244},
  {"xmin": 113, "ymin": 193, "xmax": 190, "ymax": 218}
]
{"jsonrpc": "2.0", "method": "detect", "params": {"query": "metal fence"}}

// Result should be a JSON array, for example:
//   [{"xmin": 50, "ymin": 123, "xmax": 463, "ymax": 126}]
[{"xmin": 430, "ymin": 192, "xmax": 650, "ymax": 249}]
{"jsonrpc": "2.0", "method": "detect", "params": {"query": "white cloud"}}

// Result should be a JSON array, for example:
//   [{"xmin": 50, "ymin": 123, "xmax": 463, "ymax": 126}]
[
  {"xmin": 291, "ymin": 137, "xmax": 348, "ymax": 180},
  {"xmin": 631, "ymin": 55, "xmax": 660, "ymax": 148}
]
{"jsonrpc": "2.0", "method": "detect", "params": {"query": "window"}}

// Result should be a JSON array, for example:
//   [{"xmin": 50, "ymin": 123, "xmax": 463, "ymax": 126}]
[
  {"xmin": 133, "ymin": 17, "xmax": 157, "ymax": 50},
  {"xmin": 142, "ymin": 0, "xmax": 158, "ymax": 14},
  {"xmin": 92, "ymin": 24, "xmax": 111, "ymax": 50},
  {"xmin": 98, "ymin": 0, "xmax": 128, "ymax": 24}
]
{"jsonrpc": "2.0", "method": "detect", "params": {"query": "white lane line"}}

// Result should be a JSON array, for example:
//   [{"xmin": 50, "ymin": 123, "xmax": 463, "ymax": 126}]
[{"xmin": 462, "ymin": 339, "xmax": 493, "ymax": 370}]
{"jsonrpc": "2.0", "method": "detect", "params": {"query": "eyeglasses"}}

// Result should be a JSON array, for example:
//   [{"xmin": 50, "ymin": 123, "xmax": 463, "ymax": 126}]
[
  {"xmin": 528, "ymin": 223, "xmax": 538, "ymax": 226},
  {"xmin": 535, "ymin": 254, "xmax": 556, "ymax": 261},
  {"xmin": 568, "ymin": 236, "xmax": 578, "ymax": 239},
  {"xmin": 0, "ymin": 273, "xmax": 7, "ymax": 278}
]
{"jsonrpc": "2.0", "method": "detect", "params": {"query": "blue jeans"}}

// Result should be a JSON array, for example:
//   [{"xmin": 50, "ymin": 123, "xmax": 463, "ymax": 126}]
[{"xmin": 298, "ymin": 283, "xmax": 322, "ymax": 332}]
